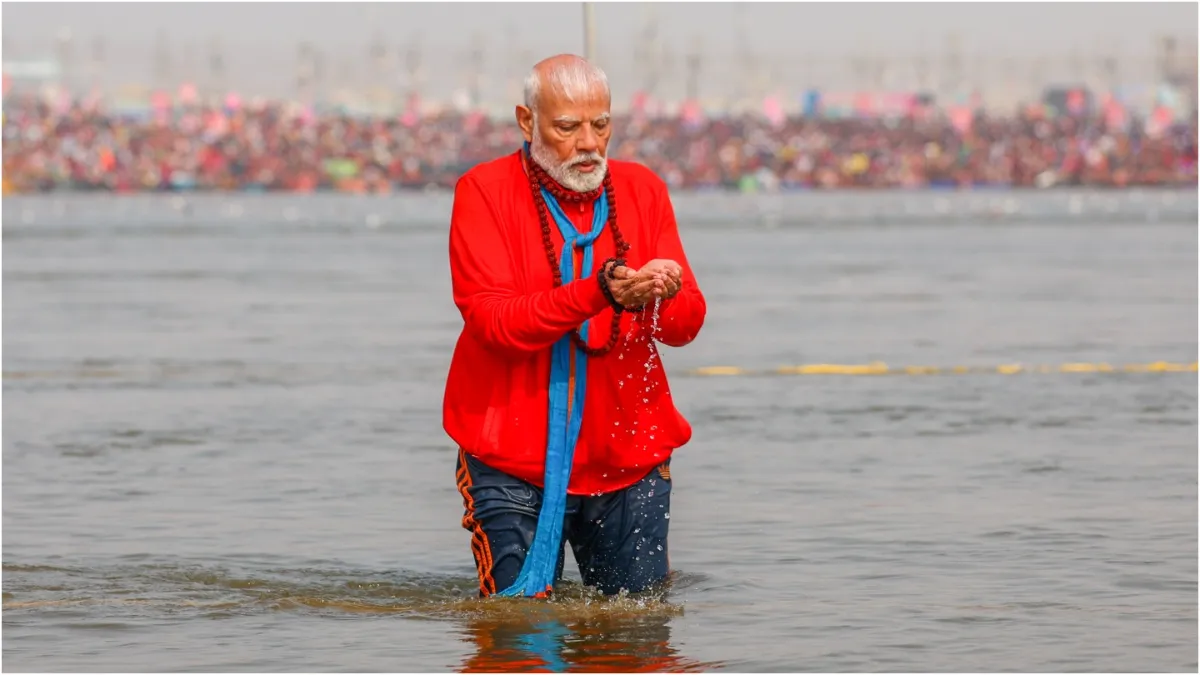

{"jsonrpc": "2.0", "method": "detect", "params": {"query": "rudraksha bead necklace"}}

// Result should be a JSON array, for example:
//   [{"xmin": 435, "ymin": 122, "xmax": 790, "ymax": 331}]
[{"xmin": 524, "ymin": 149, "xmax": 630, "ymax": 357}]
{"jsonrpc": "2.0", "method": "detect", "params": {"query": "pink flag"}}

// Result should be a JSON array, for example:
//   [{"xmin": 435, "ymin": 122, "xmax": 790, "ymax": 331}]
[
  {"xmin": 853, "ymin": 92, "xmax": 874, "ymax": 118},
  {"xmin": 949, "ymin": 106, "xmax": 973, "ymax": 135},
  {"xmin": 151, "ymin": 90, "xmax": 171, "ymax": 125},
  {"xmin": 54, "ymin": 88, "xmax": 72, "ymax": 115},
  {"xmin": 401, "ymin": 93, "xmax": 421, "ymax": 126},
  {"xmin": 205, "ymin": 110, "xmax": 229, "ymax": 136},
  {"xmin": 464, "ymin": 110, "xmax": 485, "ymax": 133},
  {"xmin": 1102, "ymin": 96, "xmax": 1126, "ymax": 129},
  {"xmin": 1144, "ymin": 105, "xmax": 1174, "ymax": 138},
  {"xmin": 1066, "ymin": 89, "xmax": 1085, "ymax": 115},
  {"xmin": 179, "ymin": 82, "xmax": 198, "ymax": 105},
  {"xmin": 763, "ymin": 96, "xmax": 785, "ymax": 127},
  {"xmin": 631, "ymin": 91, "xmax": 647, "ymax": 113}
]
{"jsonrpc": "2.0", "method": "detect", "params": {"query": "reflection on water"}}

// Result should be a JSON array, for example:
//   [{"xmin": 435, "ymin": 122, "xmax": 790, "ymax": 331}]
[{"xmin": 460, "ymin": 612, "xmax": 718, "ymax": 673}]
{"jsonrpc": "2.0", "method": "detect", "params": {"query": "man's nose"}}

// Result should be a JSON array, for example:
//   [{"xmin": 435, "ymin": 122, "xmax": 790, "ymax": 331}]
[{"xmin": 576, "ymin": 124, "xmax": 599, "ymax": 153}]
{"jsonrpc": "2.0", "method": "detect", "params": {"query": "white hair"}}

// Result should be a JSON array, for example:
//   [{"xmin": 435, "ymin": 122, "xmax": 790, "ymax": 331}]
[{"xmin": 523, "ymin": 59, "xmax": 610, "ymax": 112}]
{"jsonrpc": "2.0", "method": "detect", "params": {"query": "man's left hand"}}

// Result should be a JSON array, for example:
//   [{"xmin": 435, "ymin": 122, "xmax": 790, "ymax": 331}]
[{"xmin": 638, "ymin": 259, "xmax": 683, "ymax": 300}]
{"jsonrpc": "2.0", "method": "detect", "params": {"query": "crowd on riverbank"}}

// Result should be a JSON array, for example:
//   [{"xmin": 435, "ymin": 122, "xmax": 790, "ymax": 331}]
[{"xmin": 3, "ymin": 95, "xmax": 1196, "ymax": 194}]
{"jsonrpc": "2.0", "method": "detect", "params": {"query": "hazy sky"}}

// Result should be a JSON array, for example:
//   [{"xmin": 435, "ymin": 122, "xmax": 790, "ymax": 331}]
[{"xmin": 4, "ymin": 2, "xmax": 1197, "ymax": 103}]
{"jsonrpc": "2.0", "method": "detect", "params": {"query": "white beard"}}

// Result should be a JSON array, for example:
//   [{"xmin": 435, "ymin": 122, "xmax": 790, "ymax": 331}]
[{"xmin": 529, "ymin": 126, "xmax": 609, "ymax": 193}]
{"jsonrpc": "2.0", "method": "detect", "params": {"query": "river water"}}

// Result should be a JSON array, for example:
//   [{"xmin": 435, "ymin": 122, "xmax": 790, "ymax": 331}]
[{"xmin": 3, "ymin": 190, "xmax": 1197, "ymax": 672}]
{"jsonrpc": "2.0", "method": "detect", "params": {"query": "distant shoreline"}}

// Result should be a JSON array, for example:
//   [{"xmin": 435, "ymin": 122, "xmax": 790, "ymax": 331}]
[{"xmin": 6, "ymin": 188, "xmax": 1194, "ymax": 231}]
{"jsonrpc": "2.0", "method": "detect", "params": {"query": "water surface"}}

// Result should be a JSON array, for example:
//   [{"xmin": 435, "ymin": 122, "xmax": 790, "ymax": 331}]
[{"xmin": 4, "ymin": 191, "xmax": 1196, "ymax": 671}]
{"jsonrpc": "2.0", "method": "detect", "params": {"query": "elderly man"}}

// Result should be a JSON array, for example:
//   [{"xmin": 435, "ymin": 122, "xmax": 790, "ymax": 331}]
[{"xmin": 444, "ymin": 54, "xmax": 706, "ymax": 598}]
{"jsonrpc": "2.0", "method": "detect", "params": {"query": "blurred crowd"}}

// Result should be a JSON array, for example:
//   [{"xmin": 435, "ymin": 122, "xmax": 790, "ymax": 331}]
[{"xmin": 3, "ymin": 95, "xmax": 1196, "ymax": 194}]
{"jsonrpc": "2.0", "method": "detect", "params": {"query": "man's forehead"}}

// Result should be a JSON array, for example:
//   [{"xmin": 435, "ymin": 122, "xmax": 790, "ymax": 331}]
[{"xmin": 538, "ymin": 85, "xmax": 610, "ymax": 116}]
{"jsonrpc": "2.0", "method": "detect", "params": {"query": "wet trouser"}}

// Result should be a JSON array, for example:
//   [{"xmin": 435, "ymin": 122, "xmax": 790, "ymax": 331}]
[{"xmin": 455, "ymin": 448, "xmax": 672, "ymax": 597}]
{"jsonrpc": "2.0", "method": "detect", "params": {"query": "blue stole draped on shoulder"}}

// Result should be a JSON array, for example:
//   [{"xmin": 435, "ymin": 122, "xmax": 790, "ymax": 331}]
[{"xmin": 495, "ymin": 145, "xmax": 609, "ymax": 598}]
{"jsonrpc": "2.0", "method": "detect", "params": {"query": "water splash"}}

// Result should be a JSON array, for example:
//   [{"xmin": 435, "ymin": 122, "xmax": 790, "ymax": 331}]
[
  {"xmin": 642, "ymin": 297, "xmax": 664, "ymax": 380},
  {"xmin": 1, "ymin": 560, "xmax": 692, "ymax": 620}
]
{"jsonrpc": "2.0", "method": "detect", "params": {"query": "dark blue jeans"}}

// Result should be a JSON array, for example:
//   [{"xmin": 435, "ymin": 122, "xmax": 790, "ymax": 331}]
[{"xmin": 455, "ymin": 449, "xmax": 672, "ymax": 597}]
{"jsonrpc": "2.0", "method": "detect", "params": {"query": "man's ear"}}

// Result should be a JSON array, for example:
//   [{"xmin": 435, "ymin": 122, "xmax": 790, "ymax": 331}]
[{"xmin": 515, "ymin": 105, "xmax": 534, "ymax": 144}]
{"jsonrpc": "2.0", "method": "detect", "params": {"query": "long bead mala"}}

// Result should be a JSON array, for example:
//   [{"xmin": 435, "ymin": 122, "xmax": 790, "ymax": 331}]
[{"xmin": 525, "ymin": 154, "xmax": 630, "ymax": 358}]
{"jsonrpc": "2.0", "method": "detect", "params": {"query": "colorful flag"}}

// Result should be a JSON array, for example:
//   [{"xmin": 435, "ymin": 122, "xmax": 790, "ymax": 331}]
[
  {"xmin": 949, "ymin": 106, "xmax": 973, "ymax": 135},
  {"xmin": 763, "ymin": 95, "xmax": 785, "ymax": 127},
  {"xmin": 801, "ymin": 89, "xmax": 821, "ymax": 118}
]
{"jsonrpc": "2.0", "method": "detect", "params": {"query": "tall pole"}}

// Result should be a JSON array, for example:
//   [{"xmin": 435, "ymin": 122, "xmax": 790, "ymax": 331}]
[
  {"xmin": 685, "ymin": 38, "xmax": 702, "ymax": 102},
  {"xmin": 582, "ymin": 2, "xmax": 597, "ymax": 62},
  {"xmin": 469, "ymin": 33, "xmax": 485, "ymax": 109}
]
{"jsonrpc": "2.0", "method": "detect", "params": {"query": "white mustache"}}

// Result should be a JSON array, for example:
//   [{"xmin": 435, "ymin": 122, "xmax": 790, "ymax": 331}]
[{"xmin": 566, "ymin": 153, "xmax": 603, "ymax": 169}]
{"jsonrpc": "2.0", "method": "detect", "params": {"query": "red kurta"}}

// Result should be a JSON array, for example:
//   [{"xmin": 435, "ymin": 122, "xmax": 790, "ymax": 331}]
[{"xmin": 443, "ymin": 150, "xmax": 706, "ymax": 496}]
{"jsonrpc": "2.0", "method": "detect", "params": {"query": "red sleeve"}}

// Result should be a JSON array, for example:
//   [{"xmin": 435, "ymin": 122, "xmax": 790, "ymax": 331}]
[
  {"xmin": 649, "ymin": 182, "xmax": 706, "ymax": 348},
  {"xmin": 449, "ymin": 173, "xmax": 610, "ymax": 355}
]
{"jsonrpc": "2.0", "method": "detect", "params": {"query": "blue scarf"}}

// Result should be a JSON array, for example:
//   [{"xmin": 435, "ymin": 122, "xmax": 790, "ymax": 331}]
[{"xmin": 495, "ymin": 145, "xmax": 609, "ymax": 598}]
